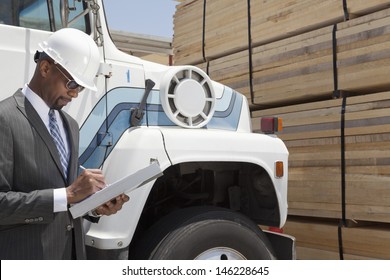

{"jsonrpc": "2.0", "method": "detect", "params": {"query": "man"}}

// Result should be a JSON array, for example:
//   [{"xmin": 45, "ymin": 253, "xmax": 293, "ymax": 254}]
[{"xmin": 0, "ymin": 28, "xmax": 129, "ymax": 259}]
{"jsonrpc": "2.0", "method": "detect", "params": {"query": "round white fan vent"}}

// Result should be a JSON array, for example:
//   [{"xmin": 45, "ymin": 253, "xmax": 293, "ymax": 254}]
[{"xmin": 160, "ymin": 66, "xmax": 216, "ymax": 128}]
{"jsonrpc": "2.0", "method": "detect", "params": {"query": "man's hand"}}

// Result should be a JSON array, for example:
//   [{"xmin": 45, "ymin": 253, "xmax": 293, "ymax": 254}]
[
  {"xmin": 66, "ymin": 168, "xmax": 106, "ymax": 204},
  {"xmin": 93, "ymin": 194, "xmax": 130, "ymax": 216}
]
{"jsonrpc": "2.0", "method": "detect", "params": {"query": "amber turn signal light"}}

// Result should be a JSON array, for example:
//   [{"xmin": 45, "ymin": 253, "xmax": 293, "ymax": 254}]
[{"xmin": 275, "ymin": 161, "xmax": 284, "ymax": 178}]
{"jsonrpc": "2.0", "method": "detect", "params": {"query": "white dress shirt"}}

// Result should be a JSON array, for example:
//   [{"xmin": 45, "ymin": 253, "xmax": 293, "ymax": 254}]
[{"xmin": 22, "ymin": 85, "xmax": 68, "ymax": 212}]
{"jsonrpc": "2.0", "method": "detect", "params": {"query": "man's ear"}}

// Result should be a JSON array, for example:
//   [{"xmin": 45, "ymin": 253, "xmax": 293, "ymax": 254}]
[{"xmin": 39, "ymin": 59, "xmax": 51, "ymax": 78}]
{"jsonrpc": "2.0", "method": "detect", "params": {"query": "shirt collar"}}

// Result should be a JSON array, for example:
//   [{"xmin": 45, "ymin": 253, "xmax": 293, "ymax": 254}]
[{"xmin": 22, "ymin": 84, "xmax": 52, "ymax": 128}]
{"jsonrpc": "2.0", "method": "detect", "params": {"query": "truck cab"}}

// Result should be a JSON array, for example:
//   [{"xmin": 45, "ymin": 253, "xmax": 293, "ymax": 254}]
[{"xmin": 0, "ymin": 0, "xmax": 294, "ymax": 259}]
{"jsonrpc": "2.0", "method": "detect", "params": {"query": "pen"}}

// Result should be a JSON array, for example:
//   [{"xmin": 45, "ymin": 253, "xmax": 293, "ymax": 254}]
[{"xmin": 79, "ymin": 165, "xmax": 105, "ymax": 191}]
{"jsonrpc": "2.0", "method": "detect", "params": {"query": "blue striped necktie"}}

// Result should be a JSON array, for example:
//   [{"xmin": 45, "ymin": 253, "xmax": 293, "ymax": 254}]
[{"xmin": 48, "ymin": 109, "xmax": 69, "ymax": 178}]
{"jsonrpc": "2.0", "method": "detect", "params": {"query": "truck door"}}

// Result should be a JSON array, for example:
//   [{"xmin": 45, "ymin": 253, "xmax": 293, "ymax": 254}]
[{"xmin": 0, "ymin": 0, "xmax": 98, "ymax": 120}]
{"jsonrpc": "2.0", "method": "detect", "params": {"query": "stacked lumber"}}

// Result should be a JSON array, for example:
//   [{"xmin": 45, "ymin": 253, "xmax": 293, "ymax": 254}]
[
  {"xmin": 243, "ymin": 7, "xmax": 390, "ymax": 106},
  {"xmin": 252, "ymin": 91, "xmax": 390, "ymax": 223},
  {"xmin": 252, "ymin": 91, "xmax": 390, "ymax": 259},
  {"xmin": 250, "ymin": 25, "xmax": 334, "ymax": 106},
  {"xmin": 342, "ymin": 222, "xmax": 390, "ymax": 259},
  {"xmin": 174, "ymin": 0, "xmax": 390, "ymax": 67},
  {"xmin": 282, "ymin": 218, "xmax": 341, "ymax": 260},
  {"xmin": 174, "ymin": 1, "xmax": 390, "ymax": 107},
  {"xmin": 173, "ymin": 0, "xmax": 206, "ymax": 65},
  {"xmin": 283, "ymin": 217, "xmax": 390, "ymax": 259},
  {"xmin": 337, "ymin": 8, "xmax": 390, "ymax": 94},
  {"xmin": 251, "ymin": 6, "xmax": 390, "ymax": 106},
  {"xmin": 195, "ymin": 49, "xmax": 252, "ymax": 100},
  {"xmin": 343, "ymin": 92, "xmax": 390, "ymax": 223},
  {"xmin": 173, "ymin": 0, "xmax": 345, "ymax": 65},
  {"xmin": 196, "ymin": 26, "xmax": 335, "ymax": 105}
]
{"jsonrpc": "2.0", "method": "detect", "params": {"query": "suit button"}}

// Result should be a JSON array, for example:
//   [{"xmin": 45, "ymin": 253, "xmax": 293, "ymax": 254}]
[{"xmin": 66, "ymin": 224, "xmax": 72, "ymax": 231}]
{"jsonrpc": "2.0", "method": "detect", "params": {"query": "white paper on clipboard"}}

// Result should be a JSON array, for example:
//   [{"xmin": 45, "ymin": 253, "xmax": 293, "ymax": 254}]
[{"xmin": 69, "ymin": 162, "xmax": 163, "ymax": 219}]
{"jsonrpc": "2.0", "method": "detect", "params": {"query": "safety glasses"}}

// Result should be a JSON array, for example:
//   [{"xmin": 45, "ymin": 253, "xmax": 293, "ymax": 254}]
[{"xmin": 54, "ymin": 63, "xmax": 84, "ymax": 92}]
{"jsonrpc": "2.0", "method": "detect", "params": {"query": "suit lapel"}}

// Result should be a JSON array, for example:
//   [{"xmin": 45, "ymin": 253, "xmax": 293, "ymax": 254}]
[{"xmin": 14, "ymin": 90, "xmax": 67, "ymax": 183}]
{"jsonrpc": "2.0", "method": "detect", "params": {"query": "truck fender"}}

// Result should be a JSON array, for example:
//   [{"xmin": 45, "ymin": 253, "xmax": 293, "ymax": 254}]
[
  {"xmin": 160, "ymin": 128, "xmax": 289, "ymax": 227},
  {"xmin": 83, "ymin": 127, "xmax": 170, "ymax": 250}
]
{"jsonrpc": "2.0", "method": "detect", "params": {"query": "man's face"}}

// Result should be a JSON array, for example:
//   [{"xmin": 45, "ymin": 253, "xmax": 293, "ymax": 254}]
[{"xmin": 40, "ymin": 60, "xmax": 82, "ymax": 110}]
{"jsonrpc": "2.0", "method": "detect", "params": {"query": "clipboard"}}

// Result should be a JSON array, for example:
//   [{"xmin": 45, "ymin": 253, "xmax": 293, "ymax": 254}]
[{"xmin": 69, "ymin": 162, "xmax": 163, "ymax": 219}]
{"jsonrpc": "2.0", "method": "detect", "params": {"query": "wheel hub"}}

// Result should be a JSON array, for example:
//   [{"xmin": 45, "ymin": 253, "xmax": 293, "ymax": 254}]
[{"xmin": 194, "ymin": 247, "xmax": 247, "ymax": 260}]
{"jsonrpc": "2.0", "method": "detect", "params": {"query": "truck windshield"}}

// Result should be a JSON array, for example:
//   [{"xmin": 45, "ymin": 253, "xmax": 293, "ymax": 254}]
[{"xmin": 0, "ymin": 0, "xmax": 87, "ymax": 32}]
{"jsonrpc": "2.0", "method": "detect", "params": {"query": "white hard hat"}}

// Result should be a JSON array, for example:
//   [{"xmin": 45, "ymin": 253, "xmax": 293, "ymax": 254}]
[{"xmin": 39, "ymin": 28, "xmax": 100, "ymax": 91}]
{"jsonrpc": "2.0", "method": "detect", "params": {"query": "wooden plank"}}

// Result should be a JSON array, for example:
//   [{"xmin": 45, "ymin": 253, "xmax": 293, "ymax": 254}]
[
  {"xmin": 296, "ymin": 246, "xmax": 378, "ymax": 260},
  {"xmin": 288, "ymin": 202, "xmax": 341, "ymax": 219},
  {"xmin": 283, "ymin": 217, "xmax": 390, "ymax": 259},
  {"xmin": 346, "ymin": 204, "xmax": 390, "ymax": 223},
  {"xmin": 252, "ymin": 95, "xmax": 344, "ymax": 118},
  {"xmin": 346, "ymin": 0, "xmax": 390, "ymax": 17},
  {"xmin": 173, "ymin": 0, "xmax": 204, "ymax": 64},
  {"xmin": 296, "ymin": 246, "xmax": 340, "ymax": 260},
  {"xmin": 204, "ymin": 0, "xmax": 248, "ymax": 59},
  {"xmin": 288, "ymin": 164, "xmax": 341, "ymax": 218},
  {"xmin": 343, "ymin": 224, "xmax": 390, "ymax": 259},
  {"xmin": 337, "ymin": 9, "xmax": 390, "ymax": 94},
  {"xmin": 250, "ymin": 0, "xmax": 344, "ymax": 46},
  {"xmin": 283, "ymin": 218, "xmax": 340, "ymax": 252}
]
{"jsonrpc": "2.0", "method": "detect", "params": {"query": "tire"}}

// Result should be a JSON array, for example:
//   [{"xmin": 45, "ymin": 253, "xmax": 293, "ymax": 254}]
[{"xmin": 130, "ymin": 206, "xmax": 275, "ymax": 260}]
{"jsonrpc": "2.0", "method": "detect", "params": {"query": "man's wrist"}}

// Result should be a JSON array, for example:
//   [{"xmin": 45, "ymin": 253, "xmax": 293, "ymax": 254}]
[{"xmin": 89, "ymin": 209, "xmax": 102, "ymax": 217}]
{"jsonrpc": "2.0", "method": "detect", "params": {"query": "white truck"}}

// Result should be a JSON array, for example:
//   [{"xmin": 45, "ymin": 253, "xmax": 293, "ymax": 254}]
[{"xmin": 0, "ymin": 0, "xmax": 295, "ymax": 260}]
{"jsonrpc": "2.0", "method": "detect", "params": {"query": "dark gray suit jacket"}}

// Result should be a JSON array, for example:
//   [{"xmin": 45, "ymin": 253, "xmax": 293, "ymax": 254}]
[{"xmin": 0, "ymin": 90, "xmax": 85, "ymax": 259}]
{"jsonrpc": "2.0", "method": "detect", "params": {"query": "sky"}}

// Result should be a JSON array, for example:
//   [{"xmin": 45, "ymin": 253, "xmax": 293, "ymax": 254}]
[{"xmin": 102, "ymin": 0, "xmax": 178, "ymax": 39}]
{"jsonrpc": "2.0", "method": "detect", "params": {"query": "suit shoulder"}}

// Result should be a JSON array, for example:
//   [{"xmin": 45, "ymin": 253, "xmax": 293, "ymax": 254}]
[
  {"xmin": 0, "ymin": 95, "xmax": 18, "ymax": 118},
  {"xmin": 0, "ymin": 95, "xmax": 16, "ymax": 108}
]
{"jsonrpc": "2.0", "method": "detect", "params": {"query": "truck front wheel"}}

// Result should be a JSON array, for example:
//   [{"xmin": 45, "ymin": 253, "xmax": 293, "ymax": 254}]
[{"xmin": 130, "ymin": 206, "xmax": 275, "ymax": 260}]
